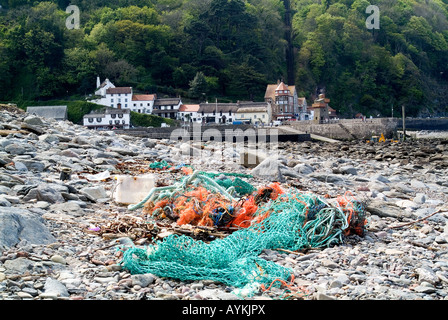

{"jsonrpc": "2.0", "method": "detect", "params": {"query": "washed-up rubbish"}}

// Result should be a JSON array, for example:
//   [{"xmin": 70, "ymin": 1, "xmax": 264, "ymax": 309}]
[
  {"xmin": 113, "ymin": 174, "xmax": 156, "ymax": 205},
  {"xmin": 85, "ymin": 170, "xmax": 111, "ymax": 182},
  {"xmin": 149, "ymin": 161, "xmax": 193, "ymax": 174},
  {"xmin": 149, "ymin": 160, "xmax": 172, "ymax": 170},
  {"xmin": 198, "ymin": 171, "xmax": 256, "ymax": 196},
  {"xmin": 128, "ymin": 170, "xmax": 275, "ymax": 228},
  {"xmin": 121, "ymin": 170, "xmax": 368, "ymax": 296}
]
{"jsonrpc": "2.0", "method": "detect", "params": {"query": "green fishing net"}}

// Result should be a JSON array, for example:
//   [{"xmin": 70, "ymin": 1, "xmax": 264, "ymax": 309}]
[{"xmin": 121, "ymin": 189, "xmax": 355, "ymax": 289}]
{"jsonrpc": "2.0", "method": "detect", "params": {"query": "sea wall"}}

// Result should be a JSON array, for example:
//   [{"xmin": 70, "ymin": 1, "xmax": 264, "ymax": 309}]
[{"xmin": 288, "ymin": 118, "xmax": 397, "ymax": 141}]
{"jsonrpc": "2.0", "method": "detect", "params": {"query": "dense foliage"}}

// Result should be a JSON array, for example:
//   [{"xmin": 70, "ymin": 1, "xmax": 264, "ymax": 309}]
[
  {"xmin": 0, "ymin": 0, "xmax": 447, "ymax": 117},
  {"xmin": 292, "ymin": 0, "xmax": 448, "ymax": 117},
  {"xmin": 130, "ymin": 111, "xmax": 177, "ymax": 127}
]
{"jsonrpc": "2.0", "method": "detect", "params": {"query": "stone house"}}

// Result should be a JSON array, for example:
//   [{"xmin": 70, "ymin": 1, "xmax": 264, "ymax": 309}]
[
  {"xmin": 235, "ymin": 102, "xmax": 272, "ymax": 124},
  {"xmin": 264, "ymin": 81, "xmax": 302, "ymax": 120},
  {"xmin": 311, "ymin": 94, "xmax": 331, "ymax": 123}
]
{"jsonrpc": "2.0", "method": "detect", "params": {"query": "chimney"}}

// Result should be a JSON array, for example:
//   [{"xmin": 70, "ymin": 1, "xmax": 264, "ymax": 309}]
[{"xmin": 96, "ymin": 76, "xmax": 100, "ymax": 88}]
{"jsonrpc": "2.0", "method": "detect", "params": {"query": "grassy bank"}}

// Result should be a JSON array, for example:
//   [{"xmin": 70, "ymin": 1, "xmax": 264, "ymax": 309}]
[{"xmin": 11, "ymin": 100, "xmax": 104, "ymax": 125}]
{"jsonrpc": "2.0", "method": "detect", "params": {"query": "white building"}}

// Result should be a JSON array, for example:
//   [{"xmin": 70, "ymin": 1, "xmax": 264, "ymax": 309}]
[
  {"xmin": 132, "ymin": 94, "xmax": 157, "ymax": 114},
  {"xmin": 177, "ymin": 104, "xmax": 201, "ymax": 123},
  {"xmin": 198, "ymin": 102, "xmax": 239, "ymax": 124},
  {"xmin": 83, "ymin": 108, "xmax": 131, "ymax": 130},
  {"xmin": 152, "ymin": 98, "xmax": 182, "ymax": 119},
  {"xmin": 95, "ymin": 77, "xmax": 115, "ymax": 97},
  {"xmin": 93, "ymin": 86, "xmax": 133, "ymax": 109},
  {"xmin": 93, "ymin": 77, "xmax": 156, "ymax": 114}
]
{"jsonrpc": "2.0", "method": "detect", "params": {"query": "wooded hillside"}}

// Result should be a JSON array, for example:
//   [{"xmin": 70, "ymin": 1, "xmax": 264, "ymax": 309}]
[{"xmin": 0, "ymin": 0, "xmax": 447, "ymax": 117}]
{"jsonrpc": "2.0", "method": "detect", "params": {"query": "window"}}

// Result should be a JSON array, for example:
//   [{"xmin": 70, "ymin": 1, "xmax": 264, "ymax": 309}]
[
  {"xmin": 88, "ymin": 118, "xmax": 93, "ymax": 123},
  {"xmin": 122, "ymin": 120, "xmax": 125, "ymax": 124},
  {"xmin": 125, "ymin": 98, "xmax": 128, "ymax": 102},
  {"xmin": 96, "ymin": 118, "xmax": 102, "ymax": 122},
  {"xmin": 111, "ymin": 99, "xmax": 114, "ymax": 103},
  {"xmin": 111, "ymin": 114, "xmax": 116, "ymax": 119},
  {"xmin": 109, "ymin": 120, "xmax": 113, "ymax": 124},
  {"xmin": 118, "ymin": 98, "xmax": 121, "ymax": 103},
  {"xmin": 118, "ymin": 114, "xmax": 123, "ymax": 118},
  {"xmin": 115, "ymin": 120, "xmax": 120, "ymax": 124}
]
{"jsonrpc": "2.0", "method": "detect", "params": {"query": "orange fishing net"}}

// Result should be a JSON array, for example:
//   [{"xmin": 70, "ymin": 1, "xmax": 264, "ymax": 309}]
[{"xmin": 143, "ymin": 183, "xmax": 284, "ymax": 229}]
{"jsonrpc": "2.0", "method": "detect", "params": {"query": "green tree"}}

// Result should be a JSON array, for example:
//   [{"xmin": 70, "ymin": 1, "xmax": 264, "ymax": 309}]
[{"xmin": 189, "ymin": 71, "xmax": 208, "ymax": 99}]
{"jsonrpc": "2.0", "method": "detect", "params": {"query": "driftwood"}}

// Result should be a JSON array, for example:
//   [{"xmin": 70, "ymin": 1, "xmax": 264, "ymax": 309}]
[{"xmin": 388, "ymin": 208, "xmax": 444, "ymax": 229}]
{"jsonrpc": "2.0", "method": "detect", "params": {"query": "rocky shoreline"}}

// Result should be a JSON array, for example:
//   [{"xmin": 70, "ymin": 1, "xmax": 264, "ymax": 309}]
[{"xmin": 0, "ymin": 106, "xmax": 447, "ymax": 300}]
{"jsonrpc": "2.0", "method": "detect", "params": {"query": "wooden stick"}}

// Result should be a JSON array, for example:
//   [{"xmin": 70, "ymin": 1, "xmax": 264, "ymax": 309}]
[
  {"xmin": 275, "ymin": 248, "xmax": 305, "ymax": 255},
  {"xmin": 388, "ymin": 209, "xmax": 444, "ymax": 229}
]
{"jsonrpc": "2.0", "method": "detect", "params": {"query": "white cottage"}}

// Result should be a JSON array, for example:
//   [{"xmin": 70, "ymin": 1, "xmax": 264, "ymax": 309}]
[
  {"xmin": 177, "ymin": 104, "xmax": 201, "ymax": 123},
  {"xmin": 152, "ymin": 98, "xmax": 182, "ymax": 119},
  {"xmin": 131, "ymin": 94, "xmax": 157, "ymax": 114},
  {"xmin": 83, "ymin": 108, "xmax": 130, "ymax": 130}
]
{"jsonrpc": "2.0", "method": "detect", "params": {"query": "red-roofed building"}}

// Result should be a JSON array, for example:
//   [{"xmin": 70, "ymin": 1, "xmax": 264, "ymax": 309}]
[
  {"xmin": 177, "ymin": 104, "xmax": 201, "ymax": 123},
  {"xmin": 132, "ymin": 94, "xmax": 157, "ymax": 114}
]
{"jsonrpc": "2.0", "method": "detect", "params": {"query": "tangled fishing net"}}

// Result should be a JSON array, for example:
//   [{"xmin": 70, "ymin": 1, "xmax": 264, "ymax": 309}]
[{"xmin": 121, "ymin": 170, "xmax": 367, "ymax": 295}]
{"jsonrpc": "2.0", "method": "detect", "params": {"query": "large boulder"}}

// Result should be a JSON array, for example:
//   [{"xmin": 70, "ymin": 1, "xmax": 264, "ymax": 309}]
[
  {"xmin": 0, "ymin": 207, "xmax": 56, "ymax": 250},
  {"xmin": 251, "ymin": 156, "xmax": 285, "ymax": 183}
]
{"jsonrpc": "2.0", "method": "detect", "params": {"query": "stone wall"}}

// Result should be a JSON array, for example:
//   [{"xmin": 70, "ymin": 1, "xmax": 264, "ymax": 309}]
[
  {"xmin": 288, "ymin": 118, "xmax": 397, "ymax": 140},
  {"xmin": 117, "ymin": 124, "xmax": 311, "ymax": 142},
  {"xmin": 395, "ymin": 118, "xmax": 448, "ymax": 131}
]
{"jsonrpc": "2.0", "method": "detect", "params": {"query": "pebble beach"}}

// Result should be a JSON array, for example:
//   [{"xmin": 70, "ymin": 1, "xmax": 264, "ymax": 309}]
[{"xmin": 1, "ymin": 106, "xmax": 447, "ymax": 301}]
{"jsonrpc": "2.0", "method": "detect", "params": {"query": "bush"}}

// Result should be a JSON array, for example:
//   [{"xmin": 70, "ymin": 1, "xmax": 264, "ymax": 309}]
[{"xmin": 130, "ymin": 111, "xmax": 177, "ymax": 127}]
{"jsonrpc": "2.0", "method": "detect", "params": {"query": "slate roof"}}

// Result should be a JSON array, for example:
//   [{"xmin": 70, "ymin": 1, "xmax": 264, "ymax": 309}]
[
  {"xmin": 106, "ymin": 87, "xmax": 132, "ymax": 94},
  {"xmin": 154, "ymin": 98, "xmax": 182, "ymax": 106},
  {"xmin": 198, "ymin": 103, "xmax": 239, "ymax": 113}
]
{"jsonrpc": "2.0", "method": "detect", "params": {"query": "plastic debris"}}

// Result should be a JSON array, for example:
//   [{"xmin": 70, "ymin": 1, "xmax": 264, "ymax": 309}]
[{"xmin": 120, "ymin": 170, "xmax": 368, "ymax": 294}]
